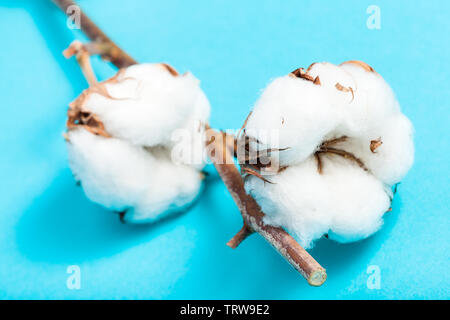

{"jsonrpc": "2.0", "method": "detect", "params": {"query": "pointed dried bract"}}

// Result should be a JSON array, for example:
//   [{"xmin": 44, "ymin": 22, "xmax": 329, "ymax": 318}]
[
  {"xmin": 341, "ymin": 60, "xmax": 376, "ymax": 73},
  {"xmin": 370, "ymin": 138, "xmax": 383, "ymax": 153},
  {"xmin": 290, "ymin": 67, "xmax": 321, "ymax": 85},
  {"xmin": 335, "ymin": 82, "xmax": 354, "ymax": 101}
]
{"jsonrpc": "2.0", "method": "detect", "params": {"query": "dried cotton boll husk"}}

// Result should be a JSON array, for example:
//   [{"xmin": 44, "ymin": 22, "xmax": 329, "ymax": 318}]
[
  {"xmin": 76, "ymin": 63, "xmax": 210, "ymax": 148},
  {"xmin": 244, "ymin": 76, "xmax": 342, "ymax": 166},
  {"xmin": 245, "ymin": 157, "xmax": 391, "ymax": 248},
  {"xmin": 67, "ymin": 128, "xmax": 203, "ymax": 223}
]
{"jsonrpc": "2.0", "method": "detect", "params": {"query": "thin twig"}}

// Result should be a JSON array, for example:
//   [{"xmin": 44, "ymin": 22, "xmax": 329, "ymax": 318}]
[
  {"xmin": 63, "ymin": 40, "xmax": 98, "ymax": 86},
  {"xmin": 227, "ymin": 224, "xmax": 253, "ymax": 249},
  {"xmin": 52, "ymin": 0, "xmax": 137, "ymax": 68}
]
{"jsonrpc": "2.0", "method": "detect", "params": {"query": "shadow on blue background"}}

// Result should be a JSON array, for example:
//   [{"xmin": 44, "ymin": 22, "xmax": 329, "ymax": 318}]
[
  {"xmin": 15, "ymin": 167, "xmax": 218, "ymax": 264},
  {"xmin": 16, "ymin": 169, "xmax": 172, "ymax": 263}
]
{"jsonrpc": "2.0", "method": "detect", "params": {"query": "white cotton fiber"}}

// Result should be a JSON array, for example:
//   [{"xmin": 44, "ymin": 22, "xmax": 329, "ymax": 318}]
[
  {"xmin": 169, "ymin": 90, "xmax": 211, "ymax": 169},
  {"xmin": 306, "ymin": 62, "xmax": 356, "ymax": 103},
  {"xmin": 338, "ymin": 61, "xmax": 400, "ymax": 135},
  {"xmin": 334, "ymin": 113, "xmax": 414, "ymax": 185},
  {"xmin": 67, "ymin": 128, "xmax": 203, "ymax": 223},
  {"xmin": 244, "ymin": 76, "xmax": 342, "ymax": 166},
  {"xmin": 66, "ymin": 63, "xmax": 210, "ymax": 223},
  {"xmin": 243, "ymin": 60, "xmax": 414, "ymax": 246},
  {"xmin": 245, "ymin": 156, "xmax": 391, "ymax": 249},
  {"xmin": 81, "ymin": 63, "xmax": 210, "ymax": 147}
]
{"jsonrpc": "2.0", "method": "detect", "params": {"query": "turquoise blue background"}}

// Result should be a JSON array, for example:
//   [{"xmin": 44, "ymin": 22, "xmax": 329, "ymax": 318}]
[{"xmin": 0, "ymin": 0, "xmax": 448, "ymax": 299}]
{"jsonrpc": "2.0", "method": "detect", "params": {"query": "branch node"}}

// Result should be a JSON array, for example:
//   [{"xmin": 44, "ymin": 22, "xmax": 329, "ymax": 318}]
[{"xmin": 227, "ymin": 224, "xmax": 254, "ymax": 249}]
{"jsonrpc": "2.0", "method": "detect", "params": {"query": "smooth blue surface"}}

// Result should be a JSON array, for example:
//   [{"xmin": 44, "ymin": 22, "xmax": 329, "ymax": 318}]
[{"xmin": 0, "ymin": 0, "xmax": 448, "ymax": 299}]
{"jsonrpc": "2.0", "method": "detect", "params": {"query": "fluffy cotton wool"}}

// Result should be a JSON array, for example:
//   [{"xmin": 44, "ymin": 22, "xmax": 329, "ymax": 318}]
[
  {"xmin": 245, "ymin": 156, "xmax": 391, "ymax": 249},
  {"xmin": 66, "ymin": 63, "xmax": 210, "ymax": 223},
  {"xmin": 242, "ymin": 60, "xmax": 414, "ymax": 247},
  {"xmin": 80, "ymin": 63, "xmax": 210, "ymax": 148},
  {"xmin": 244, "ymin": 75, "xmax": 342, "ymax": 166}
]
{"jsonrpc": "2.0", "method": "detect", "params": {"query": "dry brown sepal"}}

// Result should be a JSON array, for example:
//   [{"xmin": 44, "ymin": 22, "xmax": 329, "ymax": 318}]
[
  {"xmin": 340, "ymin": 60, "xmax": 376, "ymax": 73},
  {"xmin": 67, "ymin": 89, "xmax": 111, "ymax": 138},
  {"xmin": 314, "ymin": 136, "xmax": 368, "ymax": 174},
  {"xmin": 290, "ymin": 67, "xmax": 321, "ymax": 85},
  {"xmin": 370, "ymin": 138, "xmax": 383, "ymax": 153},
  {"xmin": 292, "ymin": 62, "xmax": 363, "ymax": 100},
  {"xmin": 335, "ymin": 82, "xmax": 355, "ymax": 101},
  {"xmin": 236, "ymin": 128, "xmax": 289, "ymax": 184}
]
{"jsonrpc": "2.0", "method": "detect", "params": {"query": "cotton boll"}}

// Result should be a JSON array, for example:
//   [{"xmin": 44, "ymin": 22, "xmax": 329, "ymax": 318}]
[
  {"xmin": 79, "ymin": 63, "xmax": 210, "ymax": 147},
  {"xmin": 67, "ymin": 128, "xmax": 203, "ymax": 222},
  {"xmin": 65, "ymin": 63, "xmax": 210, "ymax": 223},
  {"xmin": 245, "ymin": 156, "xmax": 391, "ymax": 248},
  {"xmin": 243, "ymin": 60, "xmax": 413, "ymax": 248},
  {"xmin": 244, "ymin": 76, "xmax": 341, "ymax": 166}
]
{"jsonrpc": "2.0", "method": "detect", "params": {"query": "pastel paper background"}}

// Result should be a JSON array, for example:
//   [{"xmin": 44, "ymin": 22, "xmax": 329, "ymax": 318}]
[{"xmin": 0, "ymin": 0, "xmax": 448, "ymax": 299}]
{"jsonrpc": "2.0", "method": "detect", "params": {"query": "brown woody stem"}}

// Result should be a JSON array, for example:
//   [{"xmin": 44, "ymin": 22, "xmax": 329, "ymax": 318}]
[
  {"xmin": 54, "ymin": 0, "xmax": 327, "ymax": 287},
  {"xmin": 227, "ymin": 224, "xmax": 253, "ymax": 249},
  {"xmin": 52, "ymin": 0, "xmax": 137, "ymax": 69},
  {"xmin": 206, "ymin": 128, "xmax": 327, "ymax": 286},
  {"xmin": 63, "ymin": 40, "xmax": 98, "ymax": 86}
]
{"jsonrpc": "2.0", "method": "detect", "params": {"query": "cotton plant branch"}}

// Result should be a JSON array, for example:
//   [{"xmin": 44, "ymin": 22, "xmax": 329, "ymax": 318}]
[
  {"xmin": 205, "ymin": 130, "xmax": 327, "ymax": 286},
  {"xmin": 52, "ymin": 0, "xmax": 327, "ymax": 286},
  {"xmin": 52, "ymin": 0, "xmax": 137, "ymax": 68}
]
